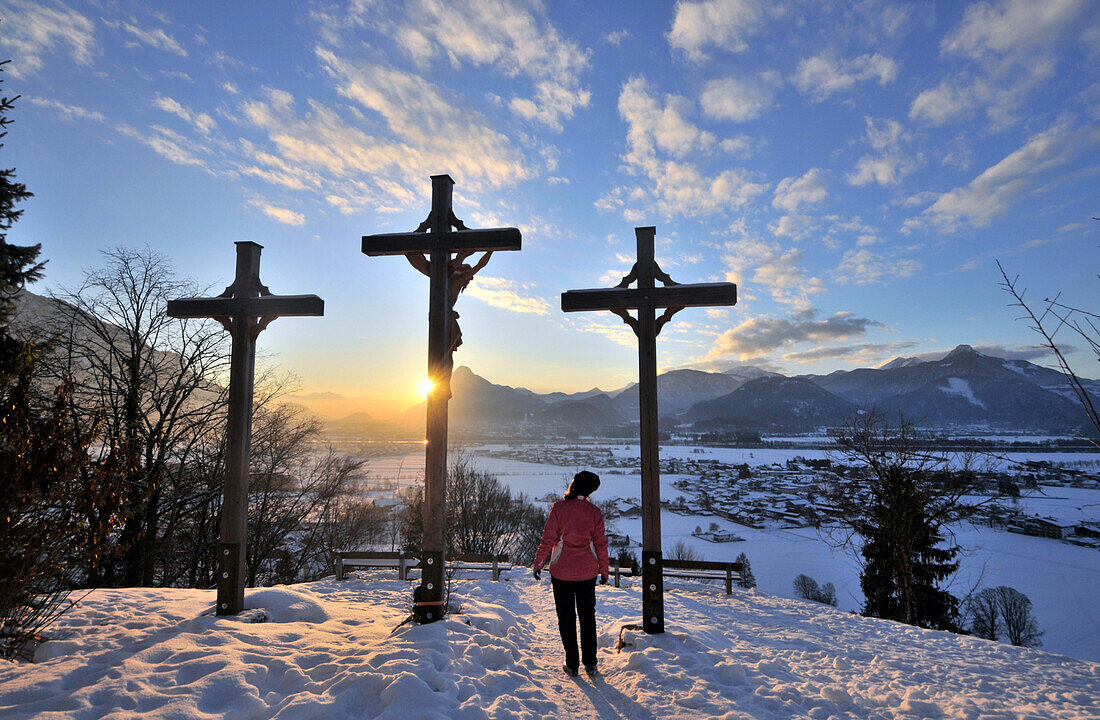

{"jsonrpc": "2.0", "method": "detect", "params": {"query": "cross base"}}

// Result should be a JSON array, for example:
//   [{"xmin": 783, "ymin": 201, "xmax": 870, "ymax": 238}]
[
  {"xmin": 642, "ymin": 550, "xmax": 665, "ymax": 634},
  {"xmin": 216, "ymin": 542, "xmax": 246, "ymax": 616},
  {"xmin": 413, "ymin": 550, "xmax": 447, "ymax": 623}
]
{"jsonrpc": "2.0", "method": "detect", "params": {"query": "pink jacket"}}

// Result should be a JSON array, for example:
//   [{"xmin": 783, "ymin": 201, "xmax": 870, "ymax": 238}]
[{"xmin": 533, "ymin": 497, "xmax": 610, "ymax": 581}]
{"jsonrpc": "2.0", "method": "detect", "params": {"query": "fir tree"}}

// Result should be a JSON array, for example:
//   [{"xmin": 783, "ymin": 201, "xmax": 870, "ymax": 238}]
[
  {"xmin": 0, "ymin": 58, "xmax": 43, "ymax": 384},
  {"xmin": 735, "ymin": 552, "xmax": 756, "ymax": 589}
]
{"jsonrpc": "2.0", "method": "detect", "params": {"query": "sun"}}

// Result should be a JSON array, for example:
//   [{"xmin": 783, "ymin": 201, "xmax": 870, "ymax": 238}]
[{"xmin": 418, "ymin": 377, "xmax": 435, "ymax": 398}]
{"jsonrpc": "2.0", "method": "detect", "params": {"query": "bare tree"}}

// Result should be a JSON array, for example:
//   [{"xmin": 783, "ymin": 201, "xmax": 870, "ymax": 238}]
[
  {"xmin": 41, "ymin": 247, "xmax": 229, "ymax": 586},
  {"xmin": 996, "ymin": 586, "xmax": 1043, "ymax": 648},
  {"xmin": 997, "ymin": 260, "xmax": 1099, "ymax": 445},
  {"xmin": 793, "ymin": 574, "xmax": 837, "ymax": 606},
  {"xmin": 666, "ymin": 539, "xmax": 701, "ymax": 562},
  {"xmin": 964, "ymin": 587, "xmax": 1001, "ymax": 640}
]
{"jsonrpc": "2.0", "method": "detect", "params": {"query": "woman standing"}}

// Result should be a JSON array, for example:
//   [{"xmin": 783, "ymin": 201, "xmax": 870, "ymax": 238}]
[{"xmin": 533, "ymin": 470, "xmax": 610, "ymax": 676}]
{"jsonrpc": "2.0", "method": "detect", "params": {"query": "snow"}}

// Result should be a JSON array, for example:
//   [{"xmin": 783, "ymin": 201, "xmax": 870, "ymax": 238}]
[
  {"xmin": 3, "ymin": 576, "xmax": 1098, "ymax": 719},
  {"xmin": 940, "ymin": 377, "xmax": 987, "ymax": 408},
  {"xmin": 359, "ymin": 448, "xmax": 1100, "ymax": 663}
]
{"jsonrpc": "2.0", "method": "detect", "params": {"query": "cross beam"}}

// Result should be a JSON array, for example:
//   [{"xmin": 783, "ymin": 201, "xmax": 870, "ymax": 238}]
[
  {"xmin": 362, "ymin": 174, "xmax": 520, "ymax": 623},
  {"xmin": 562, "ymin": 226, "xmax": 736, "ymax": 634},
  {"xmin": 167, "ymin": 241, "xmax": 323, "ymax": 616}
]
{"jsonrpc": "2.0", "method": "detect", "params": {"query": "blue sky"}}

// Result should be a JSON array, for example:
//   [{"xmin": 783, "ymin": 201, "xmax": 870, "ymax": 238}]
[{"xmin": 4, "ymin": 0, "xmax": 1099, "ymax": 417}]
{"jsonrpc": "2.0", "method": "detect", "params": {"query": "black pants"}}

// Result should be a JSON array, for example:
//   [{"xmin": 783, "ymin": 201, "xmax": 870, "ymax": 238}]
[{"xmin": 551, "ymin": 576, "xmax": 597, "ymax": 670}]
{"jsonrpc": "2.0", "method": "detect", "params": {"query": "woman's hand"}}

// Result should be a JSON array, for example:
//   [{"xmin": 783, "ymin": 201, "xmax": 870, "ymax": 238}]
[{"xmin": 533, "ymin": 568, "xmax": 542, "ymax": 581}]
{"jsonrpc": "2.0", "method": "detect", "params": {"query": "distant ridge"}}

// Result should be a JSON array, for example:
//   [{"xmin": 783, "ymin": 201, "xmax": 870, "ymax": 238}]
[{"xmin": 288, "ymin": 347, "xmax": 1098, "ymax": 436}]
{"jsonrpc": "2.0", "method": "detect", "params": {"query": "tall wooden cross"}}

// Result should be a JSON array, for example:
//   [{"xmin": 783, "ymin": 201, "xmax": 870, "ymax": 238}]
[
  {"xmin": 562, "ymin": 226, "xmax": 736, "ymax": 634},
  {"xmin": 167, "ymin": 241, "xmax": 323, "ymax": 616},
  {"xmin": 362, "ymin": 174, "xmax": 521, "ymax": 623}
]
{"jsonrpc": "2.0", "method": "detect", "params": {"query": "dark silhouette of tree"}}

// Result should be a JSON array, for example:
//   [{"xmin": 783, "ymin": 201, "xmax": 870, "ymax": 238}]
[
  {"xmin": 965, "ymin": 586, "xmax": 1001, "ymax": 640},
  {"xmin": 822, "ymin": 411, "xmax": 992, "ymax": 631},
  {"xmin": 0, "ymin": 58, "xmax": 42, "ymax": 384},
  {"xmin": 735, "ymin": 551, "xmax": 756, "ymax": 589},
  {"xmin": 965, "ymin": 585, "xmax": 1042, "ymax": 647},
  {"xmin": 793, "ymin": 574, "xmax": 836, "ymax": 606}
]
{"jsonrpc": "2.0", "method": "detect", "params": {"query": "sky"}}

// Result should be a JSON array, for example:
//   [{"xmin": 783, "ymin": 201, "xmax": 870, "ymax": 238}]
[{"xmin": 3, "ymin": 0, "xmax": 1099, "ymax": 418}]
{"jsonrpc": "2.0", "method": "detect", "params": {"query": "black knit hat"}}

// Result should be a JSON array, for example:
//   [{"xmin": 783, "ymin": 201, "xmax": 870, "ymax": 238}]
[{"xmin": 567, "ymin": 470, "xmax": 600, "ymax": 498}]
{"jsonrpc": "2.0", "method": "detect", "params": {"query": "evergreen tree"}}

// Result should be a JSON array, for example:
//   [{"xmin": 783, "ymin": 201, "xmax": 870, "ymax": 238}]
[
  {"xmin": 735, "ymin": 551, "xmax": 756, "ymax": 589},
  {"xmin": 823, "ymin": 412, "xmax": 987, "ymax": 632},
  {"xmin": 0, "ymin": 58, "xmax": 43, "ymax": 384}
]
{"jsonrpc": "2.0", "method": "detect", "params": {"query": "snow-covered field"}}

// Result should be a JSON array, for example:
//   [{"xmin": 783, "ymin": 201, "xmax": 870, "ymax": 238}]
[
  {"xmin": 3, "ymin": 576, "xmax": 1097, "ymax": 719},
  {"xmin": 360, "ymin": 445, "xmax": 1100, "ymax": 663}
]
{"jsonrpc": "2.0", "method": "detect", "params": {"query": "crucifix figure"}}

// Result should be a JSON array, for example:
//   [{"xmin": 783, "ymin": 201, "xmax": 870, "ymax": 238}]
[
  {"xmin": 362, "ymin": 174, "xmax": 520, "ymax": 623},
  {"xmin": 167, "ymin": 241, "xmax": 323, "ymax": 616},
  {"xmin": 562, "ymin": 226, "xmax": 736, "ymax": 634}
]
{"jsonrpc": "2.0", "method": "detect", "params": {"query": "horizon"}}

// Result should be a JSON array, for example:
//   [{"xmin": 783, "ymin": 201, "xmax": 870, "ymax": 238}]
[
  {"xmin": 5, "ymin": 0, "xmax": 1099, "ymax": 418},
  {"xmin": 288, "ymin": 342, "xmax": 1086, "ymax": 421}
]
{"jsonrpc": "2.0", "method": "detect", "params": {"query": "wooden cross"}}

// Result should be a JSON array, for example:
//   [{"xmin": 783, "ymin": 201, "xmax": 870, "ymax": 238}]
[
  {"xmin": 167, "ymin": 241, "xmax": 323, "ymax": 616},
  {"xmin": 562, "ymin": 226, "xmax": 736, "ymax": 634},
  {"xmin": 362, "ymin": 174, "xmax": 520, "ymax": 623}
]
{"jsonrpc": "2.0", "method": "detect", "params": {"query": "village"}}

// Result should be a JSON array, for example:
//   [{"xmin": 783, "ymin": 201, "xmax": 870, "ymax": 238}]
[{"xmin": 479, "ymin": 443, "xmax": 1100, "ymax": 551}]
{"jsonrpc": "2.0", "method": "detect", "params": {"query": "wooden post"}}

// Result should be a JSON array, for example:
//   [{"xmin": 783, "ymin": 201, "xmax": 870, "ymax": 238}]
[
  {"xmin": 614, "ymin": 560, "xmax": 621, "ymax": 589},
  {"xmin": 725, "ymin": 566, "xmax": 733, "ymax": 595},
  {"xmin": 167, "ymin": 242, "xmax": 323, "ymax": 616},
  {"xmin": 562, "ymin": 226, "xmax": 737, "ymax": 633},
  {"xmin": 362, "ymin": 175, "xmax": 521, "ymax": 623}
]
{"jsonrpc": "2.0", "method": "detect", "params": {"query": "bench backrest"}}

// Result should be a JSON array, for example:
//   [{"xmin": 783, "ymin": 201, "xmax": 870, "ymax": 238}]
[{"xmin": 663, "ymin": 559, "xmax": 743, "ymax": 572}]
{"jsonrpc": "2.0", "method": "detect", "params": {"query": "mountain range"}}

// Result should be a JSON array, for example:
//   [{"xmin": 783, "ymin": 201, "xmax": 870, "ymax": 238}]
[
  {"xmin": 12, "ymin": 290, "xmax": 1094, "ymax": 437},
  {"xmin": 314, "ymin": 345, "xmax": 1099, "ymax": 436}
]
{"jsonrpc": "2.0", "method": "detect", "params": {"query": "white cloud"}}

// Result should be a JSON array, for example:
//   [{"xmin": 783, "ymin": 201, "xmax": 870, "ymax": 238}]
[
  {"xmin": 27, "ymin": 97, "xmax": 105, "ymax": 122},
  {"xmin": 943, "ymin": 0, "xmax": 1083, "ymax": 58},
  {"xmin": 117, "ymin": 124, "xmax": 205, "ymax": 167},
  {"xmin": 722, "ymin": 236, "xmax": 824, "ymax": 310},
  {"xmin": 154, "ymin": 96, "xmax": 216, "ymax": 134},
  {"xmin": 792, "ymin": 53, "xmax": 897, "ymax": 101},
  {"xmin": 363, "ymin": 0, "xmax": 591, "ymax": 130},
  {"xmin": 253, "ymin": 201, "xmax": 306, "ymax": 226},
  {"xmin": 700, "ymin": 75, "xmax": 777, "ymax": 122},
  {"xmin": 833, "ymin": 248, "xmax": 921, "ymax": 285},
  {"xmin": 847, "ymin": 117, "xmax": 915, "ymax": 186},
  {"xmin": 848, "ymin": 155, "xmax": 903, "ymax": 186},
  {"xmin": 603, "ymin": 29, "xmax": 631, "ymax": 46},
  {"xmin": 668, "ymin": 0, "xmax": 766, "ymax": 60},
  {"xmin": 909, "ymin": 121, "xmax": 1086, "ymax": 231},
  {"xmin": 619, "ymin": 77, "xmax": 715, "ymax": 159},
  {"xmin": 231, "ymin": 52, "xmax": 532, "ymax": 212},
  {"xmin": 911, "ymin": 0, "xmax": 1084, "ymax": 128},
  {"xmin": 466, "ymin": 276, "xmax": 551, "ymax": 315},
  {"xmin": 0, "ymin": 0, "xmax": 95, "ymax": 77},
  {"xmin": 909, "ymin": 82, "xmax": 972, "ymax": 125},
  {"xmin": 604, "ymin": 77, "xmax": 766, "ymax": 219},
  {"xmin": 772, "ymin": 168, "xmax": 826, "ymax": 211},
  {"xmin": 112, "ymin": 20, "xmax": 188, "ymax": 56}
]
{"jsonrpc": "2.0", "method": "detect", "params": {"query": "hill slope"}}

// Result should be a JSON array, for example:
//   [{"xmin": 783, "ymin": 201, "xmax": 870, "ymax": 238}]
[{"xmin": 3, "ymin": 577, "xmax": 1096, "ymax": 719}]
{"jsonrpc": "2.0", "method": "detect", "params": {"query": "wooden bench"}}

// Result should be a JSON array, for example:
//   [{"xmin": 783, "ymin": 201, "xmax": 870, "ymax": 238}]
[
  {"xmin": 612, "ymin": 558, "xmax": 744, "ymax": 595},
  {"xmin": 336, "ymin": 551, "xmax": 511, "ymax": 581}
]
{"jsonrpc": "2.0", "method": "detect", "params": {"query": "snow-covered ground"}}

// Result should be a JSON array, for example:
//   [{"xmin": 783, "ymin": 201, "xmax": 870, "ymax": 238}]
[
  {"xmin": 3, "ymin": 576, "xmax": 1097, "ymax": 719},
  {"xmin": 359, "ymin": 446, "xmax": 1100, "ymax": 663}
]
